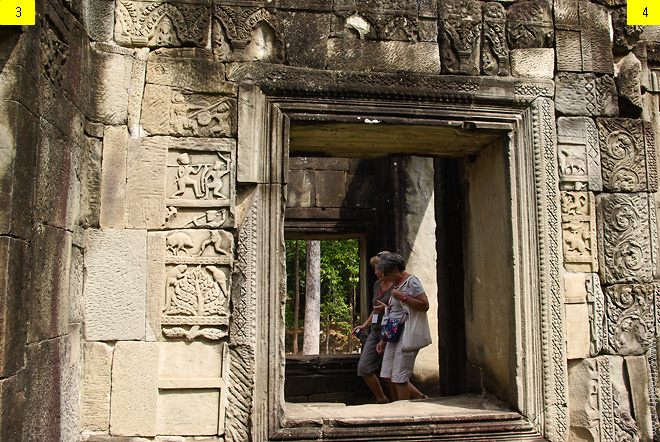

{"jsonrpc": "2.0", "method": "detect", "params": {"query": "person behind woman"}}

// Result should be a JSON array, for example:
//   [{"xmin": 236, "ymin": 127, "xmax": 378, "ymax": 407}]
[
  {"xmin": 376, "ymin": 252, "xmax": 430, "ymax": 401},
  {"xmin": 355, "ymin": 252, "xmax": 425, "ymax": 403}
]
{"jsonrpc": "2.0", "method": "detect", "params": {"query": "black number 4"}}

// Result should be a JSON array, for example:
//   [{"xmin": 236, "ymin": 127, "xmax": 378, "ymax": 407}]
[
  {"xmin": 644, "ymin": 6, "xmax": 648, "ymax": 17},
  {"xmin": 16, "ymin": 6, "xmax": 21, "ymax": 17}
]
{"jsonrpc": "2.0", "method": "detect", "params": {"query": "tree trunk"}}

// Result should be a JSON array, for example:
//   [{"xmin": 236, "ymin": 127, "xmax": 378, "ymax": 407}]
[
  {"xmin": 348, "ymin": 279, "xmax": 355, "ymax": 353},
  {"xmin": 303, "ymin": 240, "xmax": 321, "ymax": 355},
  {"xmin": 326, "ymin": 314, "xmax": 330, "ymax": 354},
  {"xmin": 293, "ymin": 241, "xmax": 300, "ymax": 354}
]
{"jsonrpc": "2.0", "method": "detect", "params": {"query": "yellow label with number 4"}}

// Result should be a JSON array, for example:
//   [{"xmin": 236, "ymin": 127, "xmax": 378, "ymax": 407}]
[
  {"xmin": 628, "ymin": 0, "xmax": 660, "ymax": 25},
  {"xmin": 0, "ymin": 0, "xmax": 35, "ymax": 25}
]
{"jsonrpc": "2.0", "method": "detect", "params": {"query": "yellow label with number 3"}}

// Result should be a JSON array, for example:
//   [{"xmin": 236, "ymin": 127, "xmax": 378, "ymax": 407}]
[
  {"xmin": 628, "ymin": 0, "xmax": 660, "ymax": 25},
  {"xmin": 0, "ymin": 0, "xmax": 35, "ymax": 25}
]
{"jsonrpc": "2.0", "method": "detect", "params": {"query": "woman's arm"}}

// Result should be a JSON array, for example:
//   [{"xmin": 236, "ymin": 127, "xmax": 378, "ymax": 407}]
[{"xmin": 391, "ymin": 289, "xmax": 429, "ymax": 312}]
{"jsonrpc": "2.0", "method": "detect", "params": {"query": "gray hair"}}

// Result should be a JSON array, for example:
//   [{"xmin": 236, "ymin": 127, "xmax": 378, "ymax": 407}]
[{"xmin": 377, "ymin": 253, "xmax": 405, "ymax": 274}]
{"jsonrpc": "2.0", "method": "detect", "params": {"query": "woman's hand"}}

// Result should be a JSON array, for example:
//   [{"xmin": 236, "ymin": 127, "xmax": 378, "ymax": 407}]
[
  {"xmin": 356, "ymin": 324, "xmax": 368, "ymax": 332},
  {"xmin": 391, "ymin": 289, "xmax": 404, "ymax": 300},
  {"xmin": 376, "ymin": 340, "xmax": 387, "ymax": 355},
  {"xmin": 374, "ymin": 300, "xmax": 387, "ymax": 314}
]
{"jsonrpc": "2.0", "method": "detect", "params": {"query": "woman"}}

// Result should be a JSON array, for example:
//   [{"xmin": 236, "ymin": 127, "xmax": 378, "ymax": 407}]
[
  {"xmin": 355, "ymin": 252, "xmax": 426, "ymax": 403},
  {"xmin": 354, "ymin": 251, "xmax": 393, "ymax": 403},
  {"xmin": 376, "ymin": 253, "xmax": 430, "ymax": 401}
]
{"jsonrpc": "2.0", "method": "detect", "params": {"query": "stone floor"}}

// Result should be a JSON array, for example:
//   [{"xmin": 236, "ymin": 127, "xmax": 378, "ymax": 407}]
[{"xmin": 276, "ymin": 394, "xmax": 547, "ymax": 441}]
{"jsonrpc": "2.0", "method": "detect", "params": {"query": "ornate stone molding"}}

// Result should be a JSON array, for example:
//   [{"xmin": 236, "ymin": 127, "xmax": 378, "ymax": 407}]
[
  {"xmin": 603, "ymin": 283, "xmax": 657, "ymax": 355},
  {"xmin": 587, "ymin": 273, "xmax": 604, "ymax": 356},
  {"xmin": 115, "ymin": 0, "xmax": 211, "ymax": 48},
  {"xmin": 597, "ymin": 193, "xmax": 656, "ymax": 284},
  {"xmin": 212, "ymin": 6, "xmax": 283, "ymax": 62},
  {"xmin": 227, "ymin": 63, "xmax": 554, "ymax": 104},
  {"xmin": 482, "ymin": 2, "xmax": 508, "ymax": 76},
  {"xmin": 439, "ymin": 0, "xmax": 482, "ymax": 75},
  {"xmin": 506, "ymin": 0, "xmax": 553, "ymax": 50},
  {"xmin": 561, "ymin": 191, "xmax": 598, "ymax": 272}
]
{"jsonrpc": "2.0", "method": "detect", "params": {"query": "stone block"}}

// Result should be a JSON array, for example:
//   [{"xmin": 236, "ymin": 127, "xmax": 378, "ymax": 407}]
[
  {"xmin": 110, "ymin": 342, "xmax": 159, "ymax": 437},
  {"xmin": 603, "ymin": 283, "xmax": 657, "ymax": 356},
  {"xmin": 28, "ymin": 225, "xmax": 71, "ymax": 343},
  {"xmin": 327, "ymin": 39, "xmax": 440, "ymax": 74},
  {"xmin": 568, "ymin": 358, "xmax": 599, "ymax": 441},
  {"xmin": 23, "ymin": 339, "xmax": 64, "ymax": 442},
  {"xmin": 597, "ymin": 118, "xmax": 657, "ymax": 192},
  {"xmin": 314, "ymin": 170, "xmax": 346, "ymax": 207},
  {"xmin": 556, "ymin": 117, "xmax": 601, "ymax": 191},
  {"xmin": 128, "ymin": 48, "xmax": 149, "ymax": 138},
  {"xmin": 100, "ymin": 126, "xmax": 128, "ymax": 229},
  {"xmin": 0, "ymin": 371, "xmax": 25, "ymax": 442},
  {"xmin": 616, "ymin": 53, "xmax": 643, "ymax": 118},
  {"xmin": 146, "ymin": 49, "xmax": 232, "ymax": 94},
  {"xmin": 506, "ymin": 0, "xmax": 554, "ymax": 49},
  {"xmin": 141, "ymin": 84, "xmax": 237, "ymax": 137},
  {"xmin": 509, "ymin": 48, "xmax": 554, "ymax": 79},
  {"xmin": 287, "ymin": 169, "xmax": 315, "ymax": 208},
  {"xmin": 69, "ymin": 245, "xmax": 84, "ymax": 325},
  {"xmin": 84, "ymin": 229, "xmax": 147, "ymax": 340},
  {"xmin": 345, "ymin": 174, "xmax": 375, "ymax": 209},
  {"xmin": 439, "ymin": 0, "xmax": 481, "ymax": 75},
  {"xmin": 625, "ymin": 355, "xmax": 653, "ymax": 440},
  {"xmin": 82, "ymin": 0, "xmax": 115, "ymax": 41},
  {"xmin": 566, "ymin": 303, "xmax": 591, "ymax": 359},
  {"xmin": 81, "ymin": 342, "xmax": 112, "ymax": 431},
  {"xmin": 125, "ymin": 137, "xmax": 168, "ymax": 229},
  {"xmin": 212, "ymin": 5, "xmax": 284, "ymax": 63},
  {"xmin": 613, "ymin": 6, "xmax": 642, "ymax": 54},
  {"xmin": 586, "ymin": 274, "xmax": 604, "ymax": 357},
  {"xmin": 555, "ymin": 0, "xmax": 613, "ymax": 74},
  {"xmin": 0, "ymin": 101, "xmax": 37, "ymax": 239},
  {"xmin": 0, "ymin": 237, "xmax": 29, "ymax": 378},
  {"xmin": 157, "ymin": 390, "xmax": 220, "ymax": 435},
  {"xmin": 560, "ymin": 192, "xmax": 597, "ymax": 273},
  {"xmin": 597, "ymin": 193, "xmax": 656, "ymax": 284},
  {"xmin": 34, "ymin": 120, "xmax": 74, "ymax": 230},
  {"xmin": 564, "ymin": 272, "xmax": 587, "ymax": 303},
  {"xmin": 555, "ymin": 73, "xmax": 618, "ymax": 117},
  {"xmin": 482, "ymin": 2, "xmax": 508, "ymax": 76},
  {"xmin": 115, "ymin": 0, "xmax": 211, "ymax": 48},
  {"xmin": 281, "ymin": 11, "xmax": 329, "ymax": 70},
  {"xmin": 87, "ymin": 43, "xmax": 134, "ymax": 124},
  {"xmin": 77, "ymin": 135, "xmax": 103, "ymax": 229}
]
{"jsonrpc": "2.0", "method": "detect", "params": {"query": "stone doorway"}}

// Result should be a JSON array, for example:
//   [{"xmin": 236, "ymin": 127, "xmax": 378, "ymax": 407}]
[{"xmin": 234, "ymin": 75, "xmax": 563, "ymax": 441}]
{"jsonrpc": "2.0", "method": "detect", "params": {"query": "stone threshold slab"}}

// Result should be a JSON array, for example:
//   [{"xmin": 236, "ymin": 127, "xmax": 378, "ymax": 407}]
[{"xmin": 276, "ymin": 394, "xmax": 546, "ymax": 441}]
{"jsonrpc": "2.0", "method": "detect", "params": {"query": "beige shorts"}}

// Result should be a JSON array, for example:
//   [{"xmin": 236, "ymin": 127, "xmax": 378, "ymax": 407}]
[{"xmin": 379, "ymin": 339, "xmax": 419, "ymax": 383}]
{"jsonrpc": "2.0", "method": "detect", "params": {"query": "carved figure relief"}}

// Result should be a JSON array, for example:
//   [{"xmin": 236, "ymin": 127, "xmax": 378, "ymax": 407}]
[
  {"xmin": 597, "ymin": 193, "xmax": 655, "ymax": 284},
  {"xmin": 481, "ymin": 2, "xmax": 508, "ymax": 76},
  {"xmin": 115, "ymin": 1, "xmax": 210, "ymax": 48},
  {"xmin": 212, "ymin": 6, "xmax": 283, "ymax": 62},
  {"xmin": 506, "ymin": 0, "xmax": 553, "ymax": 50},
  {"xmin": 561, "ymin": 192, "xmax": 597, "ymax": 272},
  {"xmin": 162, "ymin": 229, "xmax": 233, "ymax": 341},
  {"xmin": 41, "ymin": 18, "xmax": 69, "ymax": 89},
  {"xmin": 142, "ymin": 85, "xmax": 237, "ymax": 137},
  {"xmin": 597, "ymin": 118, "xmax": 653, "ymax": 192},
  {"xmin": 167, "ymin": 151, "xmax": 233, "ymax": 205},
  {"xmin": 557, "ymin": 117, "xmax": 602, "ymax": 191},
  {"xmin": 439, "ymin": 0, "xmax": 482, "ymax": 75},
  {"xmin": 603, "ymin": 283, "xmax": 656, "ymax": 355}
]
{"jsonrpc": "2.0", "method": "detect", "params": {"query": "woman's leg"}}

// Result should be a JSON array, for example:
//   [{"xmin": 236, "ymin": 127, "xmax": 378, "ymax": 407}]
[
  {"xmin": 394, "ymin": 382, "xmax": 410, "ymax": 400},
  {"xmin": 383, "ymin": 378, "xmax": 398, "ymax": 401},
  {"xmin": 362, "ymin": 374, "xmax": 388, "ymax": 403},
  {"xmin": 409, "ymin": 382, "xmax": 426, "ymax": 399}
]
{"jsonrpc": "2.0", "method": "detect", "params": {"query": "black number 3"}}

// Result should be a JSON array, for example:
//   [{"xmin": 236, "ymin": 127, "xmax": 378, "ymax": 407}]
[
  {"xmin": 16, "ymin": 6, "xmax": 21, "ymax": 17},
  {"xmin": 644, "ymin": 6, "xmax": 648, "ymax": 17}
]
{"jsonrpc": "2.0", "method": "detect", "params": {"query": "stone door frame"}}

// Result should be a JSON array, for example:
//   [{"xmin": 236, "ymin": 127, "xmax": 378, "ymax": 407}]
[{"xmin": 232, "ymin": 66, "xmax": 566, "ymax": 441}]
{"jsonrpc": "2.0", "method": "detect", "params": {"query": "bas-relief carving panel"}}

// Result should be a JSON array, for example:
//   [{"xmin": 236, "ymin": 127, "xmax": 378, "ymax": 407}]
[
  {"xmin": 482, "ymin": 2, "xmax": 508, "ymax": 76},
  {"xmin": 115, "ymin": 0, "xmax": 211, "ymax": 48},
  {"xmin": 212, "ymin": 6, "xmax": 284, "ymax": 62},
  {"xmin": 141, "ymin": 84, "xmax": 237, "ymax": 137},
  {"xmin": 557, "ymin": 117, "xmax": 602, "ymax": 191},
  {"xmin": 126, "ymin": 137, "xmax": 236, "ymax": 230},
  {"xmin": 597, "ymin": 118, "xmax": 658, "ymax": 193},
  {"xmin": 439, "ymin": 0, "xmax": 482, "ymax": 75},
  {"xmin": 603, "ymin": 283, "xmax": 658, "ymax": 356},
  {"xmin": 561, "ymin": 191, "xmax": 598, "ymax": 272},
  {"xmin": 597, "ymin": 193, "xmax": 656, "ymax": 285}
]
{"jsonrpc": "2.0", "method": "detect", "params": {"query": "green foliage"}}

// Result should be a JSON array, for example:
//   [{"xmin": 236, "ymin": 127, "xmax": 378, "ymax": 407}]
[{"xmin": 285, "ymin": 238, "xmax": 359, "ymax": 334}]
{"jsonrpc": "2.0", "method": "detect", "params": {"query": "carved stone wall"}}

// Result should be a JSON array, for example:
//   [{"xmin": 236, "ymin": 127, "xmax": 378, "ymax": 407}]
[{"xmin": 4, "ymin": 0, "xmax": 660, "ymax": 441}]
